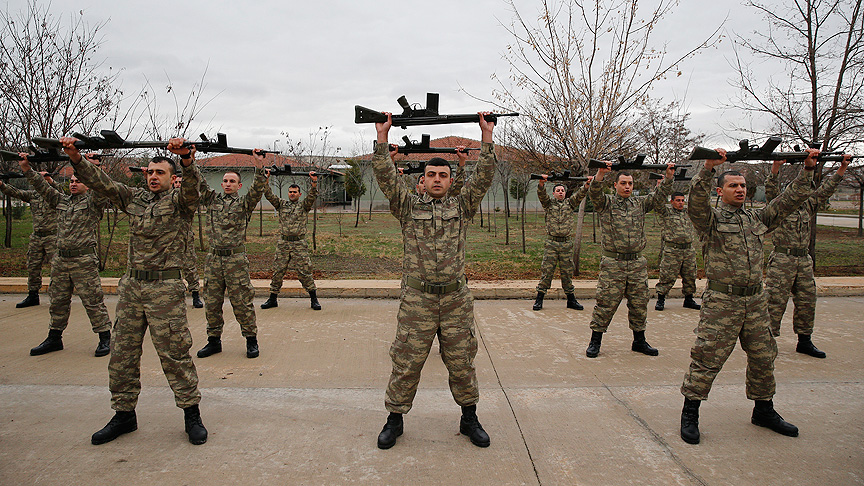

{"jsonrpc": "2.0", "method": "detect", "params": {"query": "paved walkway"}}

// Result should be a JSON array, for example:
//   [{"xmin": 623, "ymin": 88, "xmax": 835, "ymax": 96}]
[
  {"xmin": 1, "ymin": 291, "xmax": 862, "ymax": 485},
  {"xmin": 816, "ymin": 212, "xmax": 862, "ymax": 229}
]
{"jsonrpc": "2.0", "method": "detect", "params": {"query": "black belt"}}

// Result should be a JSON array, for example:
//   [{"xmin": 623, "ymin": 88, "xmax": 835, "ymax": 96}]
[
  {"xmin": 129, "ymin": 269, "xmax": 182, "ymax": 281},
  {"xmin": 58, "ymin": 247, "xmax": 95, "ymax": 258},
  {"xmin": 707, "ymin": 281, "xmax": 762, "ymax": 296},
  {"xmin": 550, "ymin": 235, "xmax": 571, "ymax": 243},
  {"xmin": 774, "ymin": 246, "xmax": 808, "ymax": 257},
  {"xmin": 602, "ymin": 250, "xmax": 641, "ymax": 261},
  {"xmin": 34, "ymin": 230, "xmax": 54, "ymax": 237},
  {"xmin": 405, "ymin": 275, "xmax": 466, "ymax": 295},
  {"xmin": 664, "ymin": 241, "xmax": 692, "ymax": 250},
  {"xmin": 211, "ymin": 245, "xmax": 245, "ymax": 256},
  {"xmin": 282, "ymin": 235, "xmax": 303, "ymax": 242}
]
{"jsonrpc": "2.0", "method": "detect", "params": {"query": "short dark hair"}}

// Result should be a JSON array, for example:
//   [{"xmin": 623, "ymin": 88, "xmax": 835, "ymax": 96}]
[
  {"xmin": 553, "ymin": 183, "xmax": 567, "ymax": 192},
  {"xmin": 717, "ymin": 170, "xmax": 743, "ymax": 188},
  {"xmin": 223, "ymin": 171, "xmax": 242, "ymax": 183},
  {"xmin": 615, "ymin": 171, "xmax": 632, "ymax": 183},
  {"xmin": 150, "ymin": 156, "xmax": 177, "ymax": 174},
  {"xmin": 288, "ymin": 184, "xmax": 300, "ymax": 191},
  {"xmin": 671, "ymin": 191, "xmax": 685, "ymax": 199},
  {"xmin": 424, "ymin": 157, "xmax": 452, "ymax": 174}
]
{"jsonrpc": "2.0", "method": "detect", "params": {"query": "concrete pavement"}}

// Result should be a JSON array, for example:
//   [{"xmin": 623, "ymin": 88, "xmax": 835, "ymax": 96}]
[
  {"xmin": 1, "ymin": 291, "xmax": 862, "ymax": 485},
  {"xmin": 817, "ymin": 212, "xmax": 863, "ymax": 229}
]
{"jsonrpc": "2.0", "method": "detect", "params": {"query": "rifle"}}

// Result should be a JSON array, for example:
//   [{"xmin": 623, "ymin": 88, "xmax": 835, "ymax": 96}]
[
  {"xmin": 396, "ymin": 162, "xmax": 426, "ymax": 175},
  {"xmin": 649, "ymin": 168, "xmax": 692, "ymax": 182},
  {"xmin": 266, "ymin": 165, "xmax": 313, "ymax": 177},
  {"xmin": 0, "ymin": 171, "xmax": 25, "ymax": 181},
  {"xmin": 688, "ymin": 137, "xmax": 858, "ymax": 163},
  {"xmin": 588, "ymin": 154, "xmax": 691, "ymax": 171},
  {"xmin": 387, "ymin": 134, "xmax": 480, "ymax": 155},
  {"xmin": 355, "ymin": 92, "xmax": 519, "ymax": 129},
  {"xmin": 1, "ymin": 148, "xmax": 103, "ymax": 164},
  {"xmin": 32, "ymin": 130, "xmax": 279, "ymax": 157},
  {"xmin": 530, "ymin": 170, "xmax": 588, "ymax": 183}
]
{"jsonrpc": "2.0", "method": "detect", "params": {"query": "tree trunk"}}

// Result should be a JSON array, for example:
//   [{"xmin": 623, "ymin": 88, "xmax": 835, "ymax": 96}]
[
  {"xmin": 312, "ymin": 205, "xmax": 318, "ymax": 251},
  {"xmin": 858, "ymin": 185, "xmax": 863, "ymax": 237},
  {"xmin": 4, "ymin": 195, "xmax": 11, "ymax": 248},
  {"xmin": 520, "ymin": 196, "xmax": 527, "ymax": 254},
  {"xmin": 573, "ymin": 198, "xmax": 587, "ymax": 276},
  {"xmin": 503, "ymin": 188, "xmax": 510, "ymax": 245},
  {"xmin": 355, "ymin": 199, "xmax": 361, "ymax": 228},
  {"xmin": 197, "ymin": 206, "xmax": 205, "ymax": 251},
  {"xmin": 808, "ymin": 168, "xmax": 823, "ymax": 269}
]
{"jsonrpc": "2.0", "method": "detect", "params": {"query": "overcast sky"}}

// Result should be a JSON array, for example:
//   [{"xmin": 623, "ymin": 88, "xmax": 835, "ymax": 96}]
[{"xmin": 8, "ymin": 0, "xmax": 768, "ymax": 156}]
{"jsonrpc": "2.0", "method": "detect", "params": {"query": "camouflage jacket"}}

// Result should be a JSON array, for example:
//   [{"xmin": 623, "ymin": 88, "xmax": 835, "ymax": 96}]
[
  {"xmin": 264, "ymin": 182, "xmax": 317, "ymax": 238},
  {"xmin": 71, "ymin": 157, "xmax": 200, "ymax": 271},
  {"xmin": 0, "ymin": 181, "xmax": 58, "ymax": 235},
  {"xmin": 589, "ymin": 176, "xmax": 673, "ymax": 253},
  {"xmin": 373, "ymin": 141, "xmax": 496, "ymax": 284},
  {"xmin": 765, "ymin": 171, "xmax": 843, "ymax": 250},
  {"xmin": 26, "ymin": 169, "xmax": 109, "ymax": 251},
  {"xmin": 656, "ymin": 204, "xmax": 695, "ymax": 245},
  {"xmin": 538, "ymin": 183, "xmax": 588, "ymax": 237},
  {"xmin": 689, "ymin": 166, "xmax": 813, "ymax": 287},
  {"xmin": 200, "ymin": 168, "xmax": 266, "ymax": 249}
]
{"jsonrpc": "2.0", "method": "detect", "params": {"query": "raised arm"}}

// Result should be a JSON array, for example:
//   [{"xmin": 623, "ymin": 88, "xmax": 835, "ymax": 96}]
[
  {"xmin": 460, "ymin": 113, "xmax": 497, "ymax": 217},
  {"xmin": 537, "ymin": 177, "xmax": 551, "ymax": 210},
  {"xmin": 589, "ymin": 161, "xmax": 612, "ymax": 212},
  {"xmin": 644, "ymin": 166, "xmax": 675, "ymax": 213},
  {"xmin": 372, "ymin": 113, "xmax": 410, "ymax": 218},
  {"xmin": 0, "ymin": 179, "xmax": 35, "ymax": 203},
  {"xmin": 764, "ymin": 159, "xmax": 784, "ymax": 203},
  {"xmin": 759, "ymin": 150, "xmax": 816, "ymax": 230},
  {"xmin": 804, "ymin": 155, "xmax": 850, "ymax": 212},
  {"xmin": 25, "ymin": 167, "xmax": 63, "ymax": 208},
  {"xmin": 166, "ymin": 138, "xmax": 201, "ymax": 213},
  {"xmin": 566, "ymin": 179, "xmax": 591, "ymax": 210},
  {"xmin": 241, "ymin": 150, "xmax": 268, "ymax": 216},
  {"xmin": 687, "ymin": 166, "xmax": 715, "ymax": 235},
  {"xmin": 302, "ymin": 172, "xmax": 319, "ymax": 213},
  {"xmin": 263, "ymin": 180, "xmax": 283, "ymax": 210},
  {"xmin": 60, "ymin": 137, "xmax": 135, "ymax": 210},
  {"xmin": 449, "ymin": 146, "xmax": 467, "ymax": 195}
]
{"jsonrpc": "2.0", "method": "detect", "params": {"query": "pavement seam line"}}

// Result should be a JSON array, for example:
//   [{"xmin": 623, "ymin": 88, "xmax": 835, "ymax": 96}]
[
  {"xmin": 475, "ymin": 319, "xmax": 543, "ymax": 486},
  {"xmin": 600, "ymin": 383, "xmax": 708, "ymax": 486}
]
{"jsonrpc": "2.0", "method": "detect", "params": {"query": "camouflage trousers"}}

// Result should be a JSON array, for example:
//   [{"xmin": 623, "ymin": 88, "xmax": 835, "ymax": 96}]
[
  {"xmin": 181, "ymin": 229, "xmax": 199, "ymax": 292},
  {"xmin": 765, "ymin": 252, "xmax": 816, "ymax": 336},
  {"xmin": 655, "ymin": 246, "xmax": 698, "ymax": 296},
  {"xmin": 109, "ymin": 274, "xmax": 201, "ymax": 411},
  {"xmin": 590, "ymin": 256, "xmax": 648, "ymax": 332},
  {"xmin": 204, "ymin": 252, "xmax": 257, "ymax": 338},
  {"xmin": 536, "ymin": 237, "xmax": 575, "ymax": 294},
  {"xmin": 27, "ymin": 232, "xmax": 56, "ymax": 292},
  {"xmin": 385, "ymin": 282, "xmax": 479, "ymax": 414},
  {"xmin": 48, "ymin": 253, "xmax": 111, "ymax": 333},
  {"xmin": 681, "ymin": 288, "xmax": 777, "ymax": 401},
  {"xmin": 269, "ymin": 239, "xmax": 316, "ymax": 293}
]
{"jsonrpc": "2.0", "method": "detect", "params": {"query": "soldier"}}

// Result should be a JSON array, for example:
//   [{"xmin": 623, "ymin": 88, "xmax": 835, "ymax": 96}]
[
  {"xmin": 654, "ymin": 191, "xmax": 701, "ymax": 311},
  {"xmin": 679, "ymin": 148, "xmax": 818, "ymax": 445},
  {"xmin": 15, "ymin": 155, "xmax": 113, "ymax": 357},
  {"xmin": 259, "ymin": 172, "xmax": 321, "ymax": 310},
  {"xmin": 532, "ymin": 176, "xmax": 591, "ymax": 311},
  {"xmin": 195, "ymin": 158, "xmax": 267, "ymax": 359},
  {"xmin": 60, "ymin": 137, "xmax": 208, "ymax": 446},
  {"xmin": 764, "ymin": 155, "xmax": 851, "ymax": 358},
  {"xmin": 0, "ymin": 172, "xmax": 58, "ymax": 307},
  {"xmin": 373, "ymin": 112, "xmax": 496, "ymax": 450},
  {"xmin": 585, "ymin": 164, "xmax": 675, "ymax": 358},
  {"xmin": 172, "ymin": 176, "xmax": 203, "ymax": 308}
]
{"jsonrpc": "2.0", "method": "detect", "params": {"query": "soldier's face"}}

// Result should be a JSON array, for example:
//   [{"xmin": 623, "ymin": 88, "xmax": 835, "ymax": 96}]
[
  {"xmin": 68, "ymin": 176, "xmax": 88, "ymax": 195},
  {"xmin": 221, "ymin": 172, "xmax": 242, "ymax": 195},
  {"xmin": 147, "ymin": 161, "xmax": 175, "ymax": 193},
  {"xmin": 287, "ymin": 187, "xmax": 301, "ymax": 202},
  {"xmin": 553, "ymin": 185, "xmax": 567, "ymax": 200},
  {"xmin": 614, "ymin": 175, "xmax": 633, "ymax": 197},
  {"xmin": 173, "ymin": 177, "xmax": 182, "ymax": 189},
  {"xmin": 423, "ymin": 166, "xmax": 451, "ymax": 198},
  {"xmin": 671, "ymin": 196, "xmax": 685, "ymax": 210},
  {"xmin": 717, "ymin": 175, "xmax": 747, "ymax": 206}
]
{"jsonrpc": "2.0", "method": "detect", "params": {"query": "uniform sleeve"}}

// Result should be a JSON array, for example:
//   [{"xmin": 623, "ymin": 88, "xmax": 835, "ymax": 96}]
[
  {"xmin": 263, "ymin": 182, "xmax": 282, "ymax": 210},
  {"xmin": 0, "ymin": 180, "xmax": 35, "ymax": 202},
  {"xmin": 566, "ymin": 184, "xmax": 588, "ymax": 210},
  {"xmin": 302, "ymin": 183, "xmax": 318, "ymax": 213},
  {"xmin": 449, "ymin": 163, "xmax": 465, "ymax": 195},
  {"xmin": 687, "ymin": 167, "xmax": 715, "ymax": 235},
  {"xmin": 759, "ymin": 167, "xmax": 814, "ymax": 230},
  {"xmin": 644, "ymin": 175, "xmax": 674, "ymax": 213},
  {"xmin": 242, "ymin": 168, "xmax": 267, "ymax": 217},
  {"xmin": 460, "ymin": 142, "xmax": 496, "ymax": 218},
  {"xmin": 25, "ymin": 169, "xmax": 63, "ymax": 208},
  {"xmin": 176, "ymin": 163, "xmax": 201, "ymax": 214},
  {"xmin": 765, "ymin": 172, "xmax": 780, "ymax": 203},
  {"xmin": 70, "ymin": 155, "xmax": 135, "ymax": 211},
  {"xmin": 804, "ymin": 171, "xmax": 843, "ymax": 213},
  {"xmin": 198, "ymin": 172, "xmax": 217, "ymax": 206},
  {"xmin": 589, "ymin": 178, "xmax": 608, "ymax": 212},
  {"xmin": 537, "ymin": 183, "xmax": 551, "ymax": 210},
  {"xmin": 372, "ymin": 142, "xmax": 410, "ymax": 219}
]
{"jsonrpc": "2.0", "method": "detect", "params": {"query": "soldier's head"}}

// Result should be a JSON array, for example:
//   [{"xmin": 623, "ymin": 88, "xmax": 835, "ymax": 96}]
[
  {"xmin": 670, "ymin": 191, "xmax": 686, "ymax": 210},
  {"xmin": 614, "ymin": 172, "xmax": 633, "ymax": 198},
  {"xmin": 172, "ymin": 176, "xmax": 182, "ymax": 189},
  {"xmin": 287, "ymin": 183, "xmax": 301, "ymax": 202},
  {"xmin": 147, "ymin": 156, "xmax": 178, "ymax": 193},
  {"xmin": 221, "ymin": 171, "xmax": 242, "ymax": 195},
  {"xmin": 553, "ymin": 184, "xmax": 567, "ymax": 200},
  {"xmin": 716, "ymin": 170, "xmax": 746, "ymax": 207},
  {"xmin": 416, "ymin": 175, "xmax": 426, "ymax": 195},
  {"xmin": 69, "ymin": 175, "xmax": 88, "ymax": 195},
  {"xmin": 423, "ymin": 157, "xmax": 452, "ymax": 198}
]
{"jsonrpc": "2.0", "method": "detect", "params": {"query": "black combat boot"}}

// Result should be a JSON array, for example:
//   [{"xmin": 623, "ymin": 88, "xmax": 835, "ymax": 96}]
[
  {"xmin": 191, "ymin": 291, "xmax": 204, "ymax": 308},
  {"xmin": 566, "ymin": 293, "xmax": 584, "ymax": 310},
  {"xmin": 309, "ymin": 290, "xmax": 321, "ymax": 311},
  {"xmin": 94, "ymin": 330, "xmax": 111, "ymax": 357},
  {"xmin": 30, "ymin": 329, "xmax": 63, "ymax": 356},
  {"xmin": 532, "ymin": 292, "xmax": 544, "ymax": 311},
  {"xmin": 261, "ymin": 293, "xmax": 278, "ymax": 309},
  {"xmin": 196, "ymin": 336, "xmax": 222, "ymax": 358},
  {"xmin": 751, "ymin": 400, "xmax": 798, "ymax": 437},
  {"xmin": 246, "ymin": 336, "xmax": 259, "ymax": 359},
  {"xmin": 631, "ymin": 330, "xmax": 659, "ymax": 356},
  {"xmin": 585, "ymin": 331, "xmax": 603, "ymax": 358},
  {"xmin": 91, "ymin": 410, "xmax": 137, "ymax": 445},
  {"xmin": 16, "ymin": 290, "xmax": 40, "ymax": 308},
  {"xmin": 183, "ymin": 404, "xmax": 208, "ymax": 445},
  {"xmin": 655, "ymin": 293, "xmax": 666, "ymax": 311},
  {"xmin": 683, "ymin": 294, "xmax": 701, "ymax": 310},
  {"xmin": 680, "ymin": 398, "xmax": 701, "ymax": 444},
  {"xmin": 377, "ymin": 412, "xmax": 403, "ymax": 449},
  {"xmin": 460, "ymin": 405, "xmax": 490, "ymax": 447},
  {"xmin": 796, "ymin": 334, "xmax": 826, "ymax": 358}
]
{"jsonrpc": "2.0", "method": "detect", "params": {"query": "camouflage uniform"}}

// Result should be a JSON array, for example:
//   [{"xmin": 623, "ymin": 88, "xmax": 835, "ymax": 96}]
[
  {"xmin": 588, "ymin": 177, "xmax": 673, "ymax": 332},
  {"xmin": 264, "ymin": 182, "xmax": 317, "ymax": 293},
  {"xmin": 0, "ymin": 181, "xmax": 57, "ymax": 292},
  {"xmin": 200, "ymin": 169, "xmax": 266, "ymax": 338},
  {"xmin": 655, "ymin": 201, "xmax": 699, "ymax": 296},
  {"xmin": 25, "ymin": 170, "xmax": 111, "ymax": 333},
  {"xmin": 535, "ymin": 184, "xmax": 588, "ymax": 294},
  {"xmin": 71, "ymin": 156, "xmax": 202, "ymax": 411},
  {"xmin": 681, "ymin": 166, "xmax": 813, "ymax": 401},
  {"xmin": 373, "ymin": 141, "xmax": 496, "ymax": 414},
  {"xmin": 181, "ymin": 223, "xmax": 200, "ymax": 293},
  {"xmin": 764, "ymin": 171, "xmax": 843, "ymax": 337}
]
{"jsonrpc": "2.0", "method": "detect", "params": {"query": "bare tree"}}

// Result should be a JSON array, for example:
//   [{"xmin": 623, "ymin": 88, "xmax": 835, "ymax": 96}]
[
  {"xmin": 842, "ymin": 163, "xmax": 864, "ymax": 236},
  {"xmin": 635, "ymin": 98, "xmax": 705, "ymax": 165}
]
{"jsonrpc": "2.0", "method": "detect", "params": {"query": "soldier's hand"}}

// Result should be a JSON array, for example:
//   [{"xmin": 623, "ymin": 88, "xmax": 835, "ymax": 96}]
[
  {"xmin": 538, "ymin": 174, "xmax": 547, "ymax": 187},
  {"xmin": 841, "ymin": 154, "xmax": 852, "ymax": 168},
  {"xmin": 397, "ymin": 167, "xmax": 404, "ymax": 175},
  {"xmin": 389, "ymin": 144, "xmax": 399, "ymax": 160},
  {"xmin": 665, "ymin": 162, "xmax": 675, "ymax": 180},
  {"xmin": 252, "ymin": 148, "xmax": 266, "ymax": 167},
  {"xmin": 309, "ymin": 171, "xmax": 318, "ymax": 184},
  {"xmin": 168, "ymin": 138, "xmax": 195, "ymax": 165},
  {"xmin": 265, "ymin": 168, "xmax": 271, "ymax": 180},
  {"xmin": 594, "ymin": 162, "xmax": 612, "ymax": 181},
  {"xmin": 705, "ymin": 148, "xmax": 726, "ymax": 171},
  {"xmin": 84, "ymin": 153, "xmax": 100, "ymax": 165},
  {"xmin": 456, "ymin": 146, "xmax": 468, "ymax": 166},
  {"xmin": 804, "ymin": 148, "xmax": 819, "ymax": 168},
  {"xmin": 17, "ymin": 152, "xmax": 30, "ymax": 172},
  {"xmin": 478, "ymin": 111, "xmax": 494, "ymax": 142},
  {"xmin": 376, "ymin": 112, "xmax": 392, "ymax": 144},
  {"xmin": 771, "ymin": 158, "xmax": 785, "ymax": 174},
  {"xmin": 584, "ymin": 176, "xmax": 593, "ymax": 189},
  {"xmin": 59, "ymin": 137, "xmax": 82, "ymax": 163}
]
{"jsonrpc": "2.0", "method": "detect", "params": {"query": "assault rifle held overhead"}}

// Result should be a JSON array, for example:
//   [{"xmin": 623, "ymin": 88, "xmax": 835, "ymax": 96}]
[
  {"xmin": 1, "ymin": 148, "xmax": 103, "ymax": 164},
  {"xmin": 0, "ymin": 171, "xmax": 25, "ymax": 181},
  {"xmin": 649, "ymin": 168, "xmax": 692, "ymax": 182},
  {"xmin": 588, "ymin": 154, "xmax": 691, "ymax": 171},
  {"xmin": 387, "ymin": 134, "xmax": 480, "ymax": 155},
  {"xmin": 355, "ymin": 92, "xmax": 519, "ymax": 129},
  {"xmin": 688, "ymin": 137, "xmax": 858, "ymax": 163},
  {"xmin": 32, "ymin": 130, "xmax": 279, "ymax": 157},
  {"xmin": 530, "ymin": 170, "xmax": 588, "ymax": 183},
  {"xmin": 396, "ymin": 162, "xmax": 425, "ymax": 175},
  {"xmin": 266, "ymin": 165, "xmax": 313, "ymax": 177}
]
